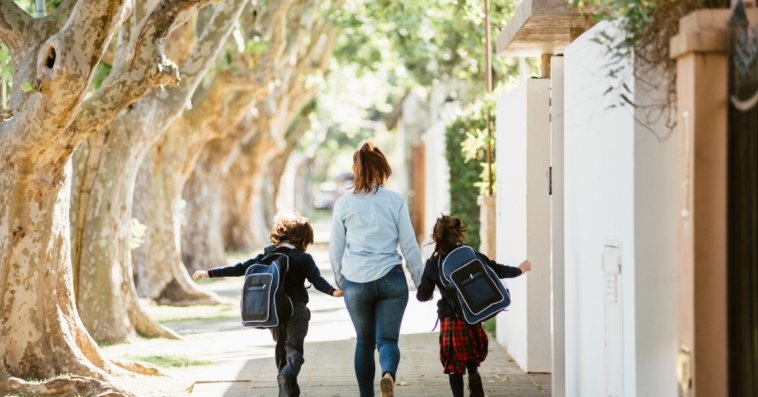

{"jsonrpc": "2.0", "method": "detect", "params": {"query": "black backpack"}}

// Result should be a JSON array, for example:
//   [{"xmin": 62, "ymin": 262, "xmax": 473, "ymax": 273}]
[
  {"xmin": 437, "ymin": 246, "xmax": 511, "ymax": 324},
  {"xmin": 240, "ymin": 246, "xmax": 302, "ymax": 328}
]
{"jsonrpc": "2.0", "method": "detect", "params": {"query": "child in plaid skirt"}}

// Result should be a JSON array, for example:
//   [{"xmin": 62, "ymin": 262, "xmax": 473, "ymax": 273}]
[{"xmin": 416, "ymin": 215, "xmax": 531, "ymax": 397}]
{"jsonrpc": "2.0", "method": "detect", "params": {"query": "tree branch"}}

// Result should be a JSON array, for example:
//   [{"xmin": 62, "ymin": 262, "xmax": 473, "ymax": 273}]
[
  {"xmin": 47, "ymin": 0, "xmax": 78, "ymax": 25},
  {"xmin": 155, "ymin": 0, "xmax": 248, "ymax": 120},
  {"xmin": 130, "ymin": 0, "xmax": 222, "ymax": 70},
  {"xmin": 64, "ymin": 0, "xmax": 233, "ymax": 147},
  {"xmin": 265, "ymin": 0, "xmax": 294, "ymax": 68},
  {"xmin": 3, "ymin": 0, "xmax": 132, "ymax": 152},
  {"xmin": 0, "ymin": 0, "xmax": 31, "ymax": 54}
]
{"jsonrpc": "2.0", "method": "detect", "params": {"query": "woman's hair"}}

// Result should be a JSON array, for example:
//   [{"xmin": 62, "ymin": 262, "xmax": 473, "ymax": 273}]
[
  {"xmin": 352, "ymin": 141, "xmax": 392, "ymax": 194},
  {"xmin": 269, "ymin": 210, "xmax": 314, "ymax": 252},
  {"xmin": 430, "ymin": 214, "xmax": 469, "ymax": 258}
]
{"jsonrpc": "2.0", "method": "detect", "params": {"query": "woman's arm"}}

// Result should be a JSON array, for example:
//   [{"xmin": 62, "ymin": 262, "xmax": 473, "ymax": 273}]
[
  {"xmin": 329, "ymin": 200, "xmax": 347, "ymax": 289},
  {"xmin": 397, "ymin": 199, "xmax": 424, "ymax": 288}
]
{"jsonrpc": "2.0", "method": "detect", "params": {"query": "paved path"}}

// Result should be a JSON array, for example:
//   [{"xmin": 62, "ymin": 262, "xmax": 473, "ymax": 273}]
[
  {"xmin": 182, "ymin": 220, "xmax": 551, "ymax": 396},
  {"xmin": 189, "ymin": 332, "xmax": 549, "ymax": 397}
]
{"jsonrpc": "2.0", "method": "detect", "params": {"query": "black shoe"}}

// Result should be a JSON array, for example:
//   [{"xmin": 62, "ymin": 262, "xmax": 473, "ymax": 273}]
[
  {"xmin": 291, "ymin": 378, "xmax": 300, "ymax": 397},
  {"xmin": 278, "ymin": 373, "xmax": 294, "ymax": 397},
  {"xmin": 468, "ymin": 371, "xmax": 485, "ymax": 397}
]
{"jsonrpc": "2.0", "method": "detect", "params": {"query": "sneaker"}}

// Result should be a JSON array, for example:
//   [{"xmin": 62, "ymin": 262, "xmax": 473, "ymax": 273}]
[
  {"xmin": 468, "ymin": 371, "xmax": 485, "ymax": 397},
  {"xmin": 380, "ymin": 373, "xmax": 395, "ymax": 397},
  {"xmin": 278, "ymin": 373, "xmax": 294, "ymax": 397}
]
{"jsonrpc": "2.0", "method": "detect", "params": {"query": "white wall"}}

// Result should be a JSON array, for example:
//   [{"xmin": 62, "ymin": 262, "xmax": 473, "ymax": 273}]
[
  {"xmin": 564, "ymin": 21, "xmax": 637, "ymax": 397},
  {"xmin": 632, "ymin": 57, "xmax": 678, "ymax": 397},
  {"xmin": 495, "ymin": 78, "xmax": 552, "ymax": 373},
  {"xmin": 550, "ymin": 55, "xmax": 566, "ymax": 397},
  {"xmin": 421, "ymin": 120, "xmax": 451, "ymax": 258},
  {"xmin": 563, "ymin": 21, "xmax": 677, "ymax": 397}
]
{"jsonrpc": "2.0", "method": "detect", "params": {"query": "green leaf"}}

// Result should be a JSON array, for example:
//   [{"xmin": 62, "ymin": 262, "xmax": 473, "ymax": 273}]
[
  {"xmin": 620, "ymin": 93, "xmax": 636, "ymax": 107},
  {"xmin": 20, "ymin": 82, "xmax": 35, "ymax": 92},
  {"xmin": 129, "ymin": 218, "xmax": 148, "ymax": 250},
  {"xmin": 131, "ymin": 218, "xmax": 148, "ymax": 239}
]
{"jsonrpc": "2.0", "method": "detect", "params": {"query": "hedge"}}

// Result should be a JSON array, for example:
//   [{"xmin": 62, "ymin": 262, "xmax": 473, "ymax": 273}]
[{"xmin": 444, "ymin": 100, "xmax": 495, "ymax": 250}]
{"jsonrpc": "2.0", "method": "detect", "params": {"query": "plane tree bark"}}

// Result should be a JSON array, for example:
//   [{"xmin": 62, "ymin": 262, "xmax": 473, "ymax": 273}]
[
  {"xmin": 68, "ymin": 0, "xmax": 247, "ymax": 344},
  {"xmin": 132, "ymin": 87, "xmax": 262, "ymax": 303},
  {"xmin": 135, "ymin": 0, "xmax": 292, "ymax": 293},
  {"xmin": 222, "ymin": 23, "xmax": 337, "ymax": 250},
  {"xmin": 181, "ymin": 0, "xmax": 317, "ymax": 269},
  {"xmin": 0, "ymin": 0, "xmax": 204, "ymax": 394}
]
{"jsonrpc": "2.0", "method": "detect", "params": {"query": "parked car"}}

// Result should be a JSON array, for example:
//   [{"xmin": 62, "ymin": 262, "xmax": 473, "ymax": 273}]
[{"xmin": 313, "ymin": 182, "xmax": 338, "ymax": 210}]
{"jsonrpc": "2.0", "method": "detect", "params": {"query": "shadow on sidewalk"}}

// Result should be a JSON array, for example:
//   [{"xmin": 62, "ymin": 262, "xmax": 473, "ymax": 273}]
[{"xmin": 190, "ymin": 333, "xmax": 550, "ymax": 397}]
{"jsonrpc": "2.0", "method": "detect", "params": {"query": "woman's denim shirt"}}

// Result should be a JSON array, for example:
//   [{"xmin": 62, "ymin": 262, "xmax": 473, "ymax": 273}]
[{"xmin": 329, "ymin": 186, "xmax": 423, "ymax": 289}]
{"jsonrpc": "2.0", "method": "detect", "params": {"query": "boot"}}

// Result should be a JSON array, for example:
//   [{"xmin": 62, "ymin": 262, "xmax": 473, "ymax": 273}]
[
  {"xmin": 468, "ymin": 371, "xmax": 485, "ymax": 397},
  {"xmin": 277, "ymin": 373, "xmax": 294, "ymax": 397}
]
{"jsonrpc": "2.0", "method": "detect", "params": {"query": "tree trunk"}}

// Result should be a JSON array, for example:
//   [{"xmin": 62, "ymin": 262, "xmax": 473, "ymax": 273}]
[
  {"xmin": 133, "ymin": 0, "xmax": 302, "ymax": 288},
  {"xmin": 70, "ymin": 0, "xmax": 247, "ymax": 342},
  {"xmin": 221, "ymin": 164, "xmax": 260, "ymax": 251},
  {"xmin": 0, "ymin": 162, "xmax": 127, "ymax": 384},
  {"xmin": 182, "ymin": 137, "xmax": 238, "ymax": 273},
  {"xmin": 132, "ymin": 129, "xmax": 221, "ymax": 305},
  {"xmin": 222, "ymin": 130, "xmax": 280, "ymax": 251},
  {"xmin": 73, "ymin": 121, "xmax": 183, "ymax": 343},
  {"xmin": 0, "ymin": 0, "xmax": 183, "ymax": 393},
  {"xmin": 178, "ymin": 0, "xmax": 336, "ymax": 271},
  {"xmin": 132, "ymin": 86, "xmax": 257, "ymax": 302}
]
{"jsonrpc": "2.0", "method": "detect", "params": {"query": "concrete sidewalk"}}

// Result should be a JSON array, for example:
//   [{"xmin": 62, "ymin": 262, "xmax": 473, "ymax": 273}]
[
  {"xmin": 189, "ymin": 332, "xmax": 549, "ymax": 397},
  {"xmin": 186, "ymin": 220, "xmax": 550, "ymax": 396}
]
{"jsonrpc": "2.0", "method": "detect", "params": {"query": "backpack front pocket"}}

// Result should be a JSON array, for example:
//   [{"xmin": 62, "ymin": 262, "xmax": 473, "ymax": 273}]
[
  {"xmin": 242, "ymin": 274, "xmax": 273, "ymax": 322},
  {"xmin": 451, "ymin": 261, "xmax": 504, "ymax": 315}
]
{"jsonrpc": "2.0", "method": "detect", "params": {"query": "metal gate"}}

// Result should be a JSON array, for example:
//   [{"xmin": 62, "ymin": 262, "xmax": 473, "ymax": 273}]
[{"xmin": 727, "ymin": 1, "xmax": 758, "ymax": 395}]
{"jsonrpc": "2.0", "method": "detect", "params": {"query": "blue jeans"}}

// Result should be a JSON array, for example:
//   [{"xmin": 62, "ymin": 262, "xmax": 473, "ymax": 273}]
[{"xmin": 343, "ymin": 265, "xmax": 409, "ymax": 397}]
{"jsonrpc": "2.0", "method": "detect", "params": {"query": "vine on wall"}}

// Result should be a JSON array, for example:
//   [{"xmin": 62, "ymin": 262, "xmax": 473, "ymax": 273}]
[{"xmin": 575, "ymin": 0, "xmax": 729, "ymax": 134}]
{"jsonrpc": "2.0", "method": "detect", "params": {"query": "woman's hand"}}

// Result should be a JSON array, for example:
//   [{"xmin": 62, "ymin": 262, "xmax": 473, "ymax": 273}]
[
  {"xmin": 518, "ymin": 260, "xmax": 532, "ymax": 274},
  {"xmin": 192, "ymin": 270, "xmax": 209, "ymax": 281},
  {"xmin": 333, "ymin": 290, "xmax": 344, "ymax": 297}
]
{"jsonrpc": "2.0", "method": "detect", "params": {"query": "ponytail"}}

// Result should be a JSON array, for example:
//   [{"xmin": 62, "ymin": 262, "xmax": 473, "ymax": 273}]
[{"xmin": 352, "ymin": 142, "xmax": 392, "ymax": 194}]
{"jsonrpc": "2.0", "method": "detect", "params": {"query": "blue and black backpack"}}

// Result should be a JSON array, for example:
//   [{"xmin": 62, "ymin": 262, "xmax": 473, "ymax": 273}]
[
  {"xmin": 438, "ymin": 245, "xmax": 511, "ymax": 325},
  {"xmin": 240, "ymin": 247, "xmax": 299, "ymax": 328}
]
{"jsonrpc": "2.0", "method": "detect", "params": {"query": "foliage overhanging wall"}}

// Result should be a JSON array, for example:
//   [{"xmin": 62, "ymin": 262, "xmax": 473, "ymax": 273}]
[{"xmin": 445, "ymin": 102, "xmax": 496, "ymax": 250}]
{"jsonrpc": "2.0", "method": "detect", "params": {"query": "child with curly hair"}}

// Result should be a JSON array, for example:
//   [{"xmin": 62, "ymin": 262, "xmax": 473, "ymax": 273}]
[
  {"xmin": 416, "ymin": 215, "xmax": 531, "ymax": 397},
  {"xmin": 193, "ymin": 210, "xmax": 342, "ymax": 397}
]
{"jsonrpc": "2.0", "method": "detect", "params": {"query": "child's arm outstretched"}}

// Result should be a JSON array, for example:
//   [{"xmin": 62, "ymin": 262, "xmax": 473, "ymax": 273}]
[
  {"xmin": 305, "ymin": 255, "xmax": 343, "ymax": 297},
  {"xmin": 192, "ymin": 252, "xmax": 267, "ymax": 280},
  {"xmin": 477, "ymin": 251, "xmax": 531, "ymax": 278}
]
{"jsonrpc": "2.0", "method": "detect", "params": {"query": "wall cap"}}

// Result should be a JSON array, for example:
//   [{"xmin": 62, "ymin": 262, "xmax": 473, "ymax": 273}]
[
  {"xmin": 478, "ymin": 195, "xmax": 497, "ymax": 206},
  {"xmin": 670, "ymin": 8, "xmax": 758, "ymax": 59},
  {"xmin": 496, "ymin": 0, "xmax": 583, "ymax": 57}
]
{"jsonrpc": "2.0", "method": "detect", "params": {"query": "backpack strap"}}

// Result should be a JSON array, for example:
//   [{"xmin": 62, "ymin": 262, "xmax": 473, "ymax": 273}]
[
  {"xmin": 271, "ymin": 246, "xmax": 309, "ymax": 300},
  {"xmin": 437, "ymin": 255, "xmax": 445, "ymax": 286}
]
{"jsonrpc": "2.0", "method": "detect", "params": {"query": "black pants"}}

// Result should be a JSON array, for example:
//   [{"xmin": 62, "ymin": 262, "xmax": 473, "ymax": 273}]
[{"xmin": 271, "ymin": 300, "xmax": 309, "ymax": 376}]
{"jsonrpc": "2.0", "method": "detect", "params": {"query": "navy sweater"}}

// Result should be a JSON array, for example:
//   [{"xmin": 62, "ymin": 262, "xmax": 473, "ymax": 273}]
[
  {"xmin": 416, "ymin": 246, "xmax": 522, "ymax": 318},
  {"xmin": 208, "ymin": 245, "xmax": 336, "ymax": 303}
]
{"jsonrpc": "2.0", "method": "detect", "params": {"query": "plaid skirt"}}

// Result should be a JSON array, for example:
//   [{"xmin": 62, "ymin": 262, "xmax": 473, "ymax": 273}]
[{"xmin": 439, "ymin": 317, "xmax": 488, "ymax": 374}]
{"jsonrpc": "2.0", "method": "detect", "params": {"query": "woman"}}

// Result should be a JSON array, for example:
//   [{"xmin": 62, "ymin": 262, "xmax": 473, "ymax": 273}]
[{"xmin": 329, "ymin": 142, "xmax": 423, "ymax": 397}]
